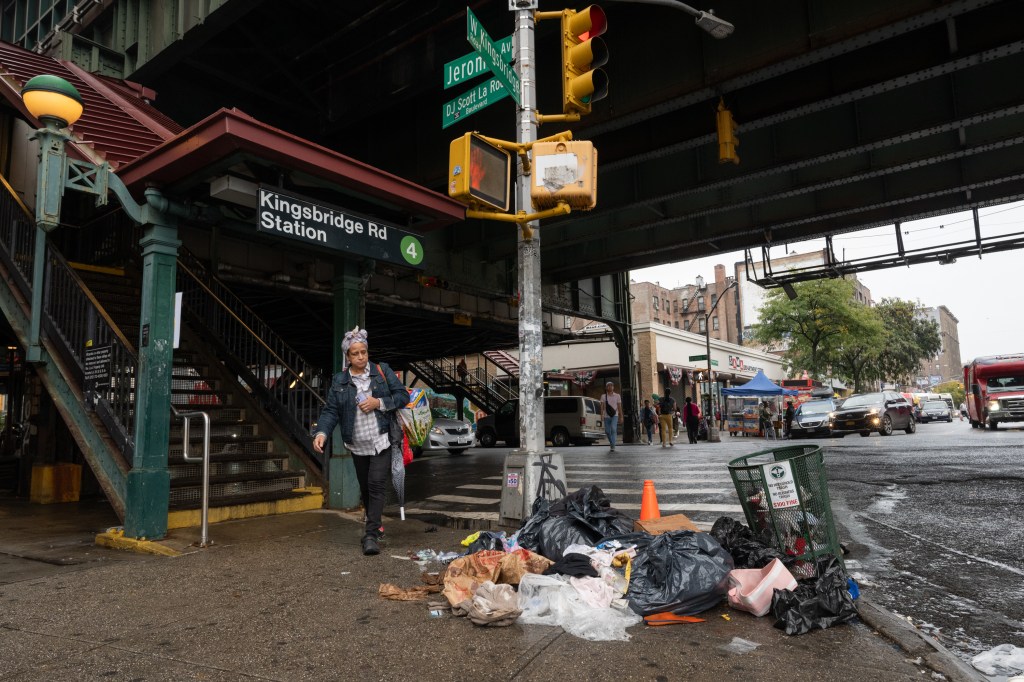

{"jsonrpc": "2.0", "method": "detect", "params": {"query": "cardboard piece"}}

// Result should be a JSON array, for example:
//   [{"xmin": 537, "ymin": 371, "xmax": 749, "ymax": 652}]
[{"xmin": 633, "ymin": 513, "xmax": 701, "ymax": 535}]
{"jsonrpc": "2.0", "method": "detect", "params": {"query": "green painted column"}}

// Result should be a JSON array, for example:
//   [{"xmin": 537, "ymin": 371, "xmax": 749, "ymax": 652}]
[
  {"xmin": 327, "ymin": 260, "xmax": 364, "ymax": 510},
  {"xmin": 123, "ymin": 213, "xmax": 180, "ymax": 539}
]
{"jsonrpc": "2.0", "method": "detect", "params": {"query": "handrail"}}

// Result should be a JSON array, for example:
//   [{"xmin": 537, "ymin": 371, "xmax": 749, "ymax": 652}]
[
  {"xmin": 175, "ymin": 248, "xmax": 327, "ymax": 459},
  {"xmin": 179, "ymin": 410, "xmax": 211, "ymax": 547},
  {"xmin": 0, "ymin": 175, "xmax": 138, "ymax": 461},
  {"xmin": 176, "ymin": 255, "xmax": 324, "ymax": 401}
]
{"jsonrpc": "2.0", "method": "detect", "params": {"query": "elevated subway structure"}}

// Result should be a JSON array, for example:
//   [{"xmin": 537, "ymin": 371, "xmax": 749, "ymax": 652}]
[{"xmin": 2, "ymin": 0, "xmax": 1024, "ymax": 533}]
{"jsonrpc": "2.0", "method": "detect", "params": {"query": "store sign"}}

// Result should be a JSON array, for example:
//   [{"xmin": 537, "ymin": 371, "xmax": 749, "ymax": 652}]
[
  {"xmin": 257, "ymin": 186, "xmax": 426, "ymax": 269},
  {"xmin": 729, "ymin": 355, "xmax": 764, "ymax": 374}
]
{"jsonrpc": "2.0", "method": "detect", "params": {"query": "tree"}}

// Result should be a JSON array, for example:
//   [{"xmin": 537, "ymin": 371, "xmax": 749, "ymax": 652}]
[
  {"xmin": 750, "ymin": 278, "xmax": 868, "ymax": 379},
  {"xmin": 933, "ymin": 380, "xmax": 965, "ymax": 406},
  {"xmin": 868, "ymin": 299, "xmax": 942, "ymax": 386},
  {"xmin": 831, "ymin": 305, "xmax": 886, "ymax": 392}
]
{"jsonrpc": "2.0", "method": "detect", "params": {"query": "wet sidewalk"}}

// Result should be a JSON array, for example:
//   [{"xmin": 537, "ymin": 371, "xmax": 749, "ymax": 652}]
[{"xmin": 0, "ymin": 505, "xmax": 980, "ymax": 681}]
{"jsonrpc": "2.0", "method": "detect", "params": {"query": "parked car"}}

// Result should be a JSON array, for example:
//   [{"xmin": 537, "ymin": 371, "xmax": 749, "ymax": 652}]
[
  {"xmin": 788, "ymin": 398, "xmax": 836, "ymax": 438},
  {"xmin": 829, "ymin": 391, "xmax": 916, "ymax": 437},
  {"xmin": 419, "ymin": 417, "xmax": 475, "ymax": 456},
  {"xmin": 918, "ymin": 399, "xmax": 953, "ymax": 423},
  {"xmin": 476, "ymin": 396, "xmax": 603, "ymax": 447}
]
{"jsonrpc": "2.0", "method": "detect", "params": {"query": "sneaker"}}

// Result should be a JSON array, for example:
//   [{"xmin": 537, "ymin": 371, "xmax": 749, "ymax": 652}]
[
  {"xmin": 610, "ymin": 446, "xmax": 615, "ymax": 452},
  {"xmin": 361, "ymin": 535, "xmax": 380, "ymax": 556}
]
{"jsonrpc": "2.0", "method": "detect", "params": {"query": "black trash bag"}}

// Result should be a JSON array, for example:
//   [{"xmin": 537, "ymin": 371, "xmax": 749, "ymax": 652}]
[
  {"xmin": 770, "ymin": 556, "xmax": 857, "ymax": 635},
  {"xmin": 465, "ymin": 531, "xmax": 506, "ymax": 554},
  {"xmin": 710, "ymin": 516, "xmax": 790, "ymax": 569},
  {"xmin": 517, "ymin": 486, "xmax": 634, "ymax": 560},
  {"xmin": 623, "ymin": 530, "xmax": 734, "ymax": 616}
]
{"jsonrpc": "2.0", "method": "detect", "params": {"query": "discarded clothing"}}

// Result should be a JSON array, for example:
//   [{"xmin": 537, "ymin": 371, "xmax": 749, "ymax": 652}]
[
  {"xmin": 569, "ymin": 575, "xmax": 616, "ymax": 608},
  {"xmin": 543, "ymin": 553, "xmax": 599, "ymax": 578},
  {"xmin": 452, "ymin": 581, "xmax": 521, "ymax": 627},
  {"xmin": 498, "ymin": 548, "xmax": 553, "ymax": 586}
]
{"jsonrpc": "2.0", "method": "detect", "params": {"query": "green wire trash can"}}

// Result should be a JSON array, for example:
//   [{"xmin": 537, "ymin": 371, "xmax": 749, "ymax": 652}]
[{"xmin": 727, "ymin": 444, "xmax": 842, "ymax": 578}]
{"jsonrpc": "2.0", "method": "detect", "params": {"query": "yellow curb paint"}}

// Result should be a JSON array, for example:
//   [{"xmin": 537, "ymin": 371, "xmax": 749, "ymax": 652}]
[
  {"xmin": 95, "ymin": 530, "xmax": 180, "ymax": 557},
  {"xmin": 166, "ymin": 488, "xmax": 324, "ymax": 530}
]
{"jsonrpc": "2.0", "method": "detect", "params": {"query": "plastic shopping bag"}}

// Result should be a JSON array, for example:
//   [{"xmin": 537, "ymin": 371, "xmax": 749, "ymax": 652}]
[{"xmin": 398, "ymin": 388, "xmax": 433, "ymax": 447}]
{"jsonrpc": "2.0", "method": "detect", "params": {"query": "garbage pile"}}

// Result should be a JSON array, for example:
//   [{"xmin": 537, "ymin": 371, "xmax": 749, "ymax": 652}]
[{"xmin": 381, "ymin": 486, "xmax": 858, "ymax": 641}]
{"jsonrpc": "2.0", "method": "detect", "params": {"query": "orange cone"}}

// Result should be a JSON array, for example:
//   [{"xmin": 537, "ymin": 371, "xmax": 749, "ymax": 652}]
[{"xmin": 640, "ymin": 480, "xmax": 661, "ymax": 521}]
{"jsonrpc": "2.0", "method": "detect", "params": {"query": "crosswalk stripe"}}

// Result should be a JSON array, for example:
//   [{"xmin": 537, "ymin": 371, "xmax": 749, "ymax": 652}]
[
  {"xmin": 614, "ymin": 502, "xmax": 742, "ymax": 513},
  {"xmin": 427, "ymin": 494, "xmax": 500, "ymax": 505},
  {"xmin": 457, "ymin": 484, "xmax": 503, "ymax": 491},
  {"xmin": 595, "ymin": 488, "xmax": 730, "ymax": 495},
  {"xmin": 482, "ymin": 476, "xmax": 503, "ymax": 480},
  {"xmin": 566, "ymin": 478, "xmax": 734, "ymax": 484},
  {"xmin": 402, "ymin": 508, "xmax": 716, "ymax": 531},
  {"xmin": 404, "ymin": 509, "xmax": 499, "ymax": 521},
  {"xmin": 565, "ymin": 464, "xmax": 724, "ymax": 470}
]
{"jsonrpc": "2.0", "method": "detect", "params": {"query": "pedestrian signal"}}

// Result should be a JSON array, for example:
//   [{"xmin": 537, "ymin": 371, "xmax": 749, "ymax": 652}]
[{"xmin": 449, "ymin": 132, "xmax": 512, "ymax": 212}]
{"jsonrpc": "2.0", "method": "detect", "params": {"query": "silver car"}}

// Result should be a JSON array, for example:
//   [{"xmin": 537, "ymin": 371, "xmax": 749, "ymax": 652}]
[{"xmin": 419, "ymin": 418, "xmax": 475, "ymax": 456}]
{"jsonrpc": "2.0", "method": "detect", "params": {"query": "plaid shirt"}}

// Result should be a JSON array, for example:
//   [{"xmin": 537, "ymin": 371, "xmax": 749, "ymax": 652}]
[{"xmin": 346, "ymin": 371, "xmax": 390, "ymax": 456}]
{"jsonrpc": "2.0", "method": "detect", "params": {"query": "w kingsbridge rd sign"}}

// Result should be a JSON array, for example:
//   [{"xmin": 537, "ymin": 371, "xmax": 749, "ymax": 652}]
[{"xmin": 257, "ymin": 186, "xmax": 426, "ymax": 269}]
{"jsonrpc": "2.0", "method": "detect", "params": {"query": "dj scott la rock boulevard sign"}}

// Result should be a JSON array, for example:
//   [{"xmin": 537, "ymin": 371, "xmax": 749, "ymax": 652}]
[{"xmin": 257, "ymin": 186, "xmax": 426, "ymax": 269}]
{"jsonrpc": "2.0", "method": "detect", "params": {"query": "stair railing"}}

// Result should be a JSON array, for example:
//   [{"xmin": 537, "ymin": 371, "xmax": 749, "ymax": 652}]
[
  {"xmin": 0, "ymin": 176, "xmax": 137, "ymax": 462},
  {"xmin": 408, "ymin": 356, "xmax": 517, "ymax": 414},
  {"xmin": 175, "ymin": 249, "xmax": 325, "ymax": 458}
]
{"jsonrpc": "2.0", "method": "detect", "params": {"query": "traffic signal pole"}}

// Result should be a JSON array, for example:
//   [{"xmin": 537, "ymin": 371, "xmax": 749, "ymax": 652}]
[
  {"xmin": 514, "ymin": 6, "xmax": 543, "ymax": 455},
  {"xmin": 497, "ymin": 3, "xmax": 568, "ymax": 526}
]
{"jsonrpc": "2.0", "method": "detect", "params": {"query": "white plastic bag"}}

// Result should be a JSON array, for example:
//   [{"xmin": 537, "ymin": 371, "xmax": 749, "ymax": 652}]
[{"xmin": 517, "ymin": 573, "xmax": 641, "ymax": 641}]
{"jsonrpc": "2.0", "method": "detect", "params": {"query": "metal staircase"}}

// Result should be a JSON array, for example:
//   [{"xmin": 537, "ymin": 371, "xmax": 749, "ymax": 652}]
[
  {"xmin": 482, "ymin": 350, "xmax": 520, "ymax": 377},
  {"xmin": 74, "ymin": 262, "xmax": 317, "ymax": 513},
  {"xmin": 407, "ymin": 355, "xmax": 517, "ymax": 415}
]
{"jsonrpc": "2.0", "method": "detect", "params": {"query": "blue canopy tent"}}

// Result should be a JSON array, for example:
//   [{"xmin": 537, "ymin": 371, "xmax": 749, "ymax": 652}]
[
  {"xmin": 722, "ymin": 370, "xmax": 797, "ymax": 437},
  {"xmin": 722, "ymin": 370, "xmax": 799, "ymax": 397}
]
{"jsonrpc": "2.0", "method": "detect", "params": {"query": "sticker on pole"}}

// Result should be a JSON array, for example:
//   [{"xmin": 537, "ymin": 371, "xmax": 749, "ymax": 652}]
[
  {"xmin": 762, "ymin": 460, "xmax": 799, "ymax": 509},
  {"xmin": 506, "ymin": 472, "xmax": 520, "ymax": 489}
]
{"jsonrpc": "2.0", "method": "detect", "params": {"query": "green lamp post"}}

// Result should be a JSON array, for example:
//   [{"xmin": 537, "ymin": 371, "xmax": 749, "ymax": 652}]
[
  {"xmin": 19, "ymin": 75, "xmax": 84, "ymax": 363},
  {"xmin": 19, "ymin": 74, "xmax": 184, "ymax": 539}
]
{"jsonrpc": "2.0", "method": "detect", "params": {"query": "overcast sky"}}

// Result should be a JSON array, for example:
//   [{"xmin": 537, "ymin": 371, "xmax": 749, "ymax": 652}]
[{"xmin": 631, "ymin": 201, "xmax": 1024, "ymax": 364}]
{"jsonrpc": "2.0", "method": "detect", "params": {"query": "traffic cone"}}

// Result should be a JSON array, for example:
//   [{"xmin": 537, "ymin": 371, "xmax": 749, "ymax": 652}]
[{"xmin": 640, "ymin": 480, "xmax": 661, "ymax": 521}]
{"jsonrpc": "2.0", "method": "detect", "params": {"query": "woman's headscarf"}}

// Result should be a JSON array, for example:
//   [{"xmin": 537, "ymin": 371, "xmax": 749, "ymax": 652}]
[{"xmin": 341, "ymin": 326, "xmax": 368, "ymax": 370}]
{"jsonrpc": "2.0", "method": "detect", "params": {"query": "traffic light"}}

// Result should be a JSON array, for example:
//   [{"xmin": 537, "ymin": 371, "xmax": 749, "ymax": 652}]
[
  {"xmin": 448, "ymin": 132, "xmax": 512, "ymax": 211},
  {"xmin": 716, "ymin": 98, "xmax": 739, "ymax": 164},
  {"xmin": 560, "ymin": 6, "xmax": 609, "ymax": 116},
  {"xmin": 531, "ymin": 140, "xmax": 598, "ymax": 210}
]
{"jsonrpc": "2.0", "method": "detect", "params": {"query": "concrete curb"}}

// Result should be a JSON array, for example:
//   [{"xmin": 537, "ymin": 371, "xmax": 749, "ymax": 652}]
[{"xmin": 857, "ymin": 597, "xmax": 984, "ymax": 682}]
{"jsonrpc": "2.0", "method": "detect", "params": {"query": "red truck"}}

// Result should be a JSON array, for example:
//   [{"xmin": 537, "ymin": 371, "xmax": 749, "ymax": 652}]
[{"xmin": 964, "ymin": 354, "xmax": 1024, "ymax": 429}]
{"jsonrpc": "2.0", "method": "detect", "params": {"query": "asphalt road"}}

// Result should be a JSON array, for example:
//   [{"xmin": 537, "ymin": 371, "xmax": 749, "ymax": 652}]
[{"xmin": 402, "ymin": 419, "xmax": 1024, "ymax": 664}]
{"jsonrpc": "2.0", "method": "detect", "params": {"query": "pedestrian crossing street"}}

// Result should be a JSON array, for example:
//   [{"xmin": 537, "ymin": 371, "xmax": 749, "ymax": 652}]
[{"xmin": 403, "ymin": 452, "xmax": 746, "ymax": 531}]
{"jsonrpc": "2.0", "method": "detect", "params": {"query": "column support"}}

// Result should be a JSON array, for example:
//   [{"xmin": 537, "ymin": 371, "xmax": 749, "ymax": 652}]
[
  {"xmin": 123, "ymin": 201, "xmax": 179, "ymax": 539},
  {"xmin": 327, "ymin": 260, "xmax": 364, "ymax": 510}
]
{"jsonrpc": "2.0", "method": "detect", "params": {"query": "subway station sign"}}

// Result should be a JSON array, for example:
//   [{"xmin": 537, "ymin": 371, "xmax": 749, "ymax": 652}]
[{"xmin": 257, "ymin": 186, "xmax": 425, "ymax": 269}]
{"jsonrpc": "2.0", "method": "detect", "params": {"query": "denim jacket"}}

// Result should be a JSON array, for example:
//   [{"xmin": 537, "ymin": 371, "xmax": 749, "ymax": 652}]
[{"xmin": 314, "ymin": 362, "xmax": 408, "ymax": 447}]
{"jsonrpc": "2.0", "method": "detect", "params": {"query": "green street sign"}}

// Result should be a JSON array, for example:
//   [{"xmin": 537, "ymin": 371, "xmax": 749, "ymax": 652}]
[
  {"xmin": 442, "ymin": 77, "xmax": 509, "ymax": 129},
  {"xmin": 712, "ymin": 360, "xmax": 719, "ymax": 367},
  {"xmin": 466, "ymin": 8, "xmax": 520, "ymax": 105},
  {"xmin": 444, "ymin": 35, "xmax": 512, "ymax": 90},
  {"xmin": 689, "ymin": 354, "xmax": 707, "ymax": 362}
]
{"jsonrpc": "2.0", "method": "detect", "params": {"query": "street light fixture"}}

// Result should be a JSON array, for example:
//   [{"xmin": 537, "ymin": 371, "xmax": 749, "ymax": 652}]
[
  {"xmin": 605, "ymin": 0, "xmax": 735, "ymax": 38},
  {"xmin": 702, "ymin": 278, "xmax": 738, "ymax": 443}
]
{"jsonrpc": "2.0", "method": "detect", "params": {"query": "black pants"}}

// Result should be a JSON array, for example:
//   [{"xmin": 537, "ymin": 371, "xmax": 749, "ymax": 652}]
[
  {"xmin": 686, "ymin": 417, "xmax": 699, "ymax": 444},
  {"xmin": 352, "ymin": 449, "xmax": 390, "ymax": 538}
]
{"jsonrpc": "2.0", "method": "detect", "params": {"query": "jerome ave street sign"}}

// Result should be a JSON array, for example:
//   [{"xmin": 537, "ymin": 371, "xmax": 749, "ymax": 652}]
[
  {"xmin": 257, "ymin": 186, "xmax": 426, "ymax": 269},
  {"xmin": 444, "ymin": 35, "xmax": 512, "ymax": 90}
]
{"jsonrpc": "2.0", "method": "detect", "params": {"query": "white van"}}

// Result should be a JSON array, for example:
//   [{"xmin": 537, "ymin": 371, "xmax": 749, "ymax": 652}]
[{"xmin": 476, "ymin": 396, "xmax": 604, "ymax": 447}]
